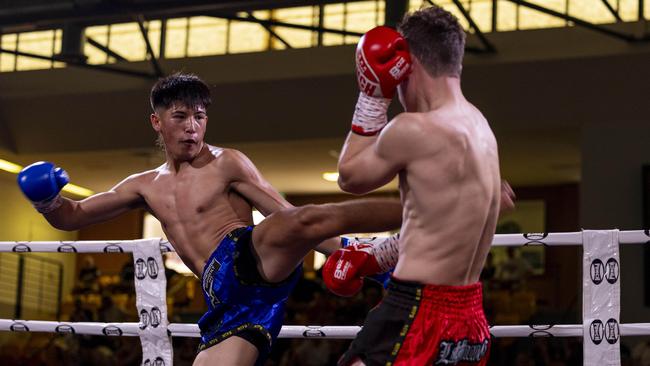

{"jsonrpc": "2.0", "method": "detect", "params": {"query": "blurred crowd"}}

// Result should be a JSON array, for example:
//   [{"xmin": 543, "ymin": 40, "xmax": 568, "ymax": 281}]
[{"xmin": 0, "ymin": 251, "xmax": 647, "ymax": 365}]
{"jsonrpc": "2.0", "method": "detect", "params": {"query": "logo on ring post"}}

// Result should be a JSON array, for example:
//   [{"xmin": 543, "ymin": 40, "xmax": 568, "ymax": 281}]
[
  {"xmin": 103, "ymin": 325, "xmax": 123, "ymax": 336},
  {"xmin": 527, "ymin": 324, "xmax": 554, "ymax": 337},
  {"xmin": 12, "ymin": 244, "xmax": 31, "ymax": 252},
  {"xmin": 147, "ymin": 257, "xmax": 159, "ymax": 279},
  {"xmin": 10, "ymin": 322, "xmax": 29, "ymax": 332},
  {"xmin": 605, "ymin": 318, "xmax": 620, "ymax": 344},
  {"xmin": 103, "ymin": 244, "xmax": 124, "ymax": 253},
  {"xmin": 154, "ymin": 357, "xmax": 165, "ymax": 366},
  {"xmin": 140, "ymin": 309, "xmax": 150, "ymax": 330},
  {"xmin": 589, "ymin": 319, "xmax": 604, "ymax": 345},
  {"xmin": 135, "ymin": 258, "xmax": 147, "ymax": 280},
  {"xmin": 151, "ymin": 307, "xmax": 162, "ymax": 328},
  {"xmin": 523, "ymin": 233, "xmax": 548, "ymax": 246},
  {"xmin": 605, "ymin": 258, "xmax": 619, "ymax": 284},
  {"xmin": 590, "ymin": 259, "xmax": 605, "ymax": 285},
  {"xmin": 303, "ymin": 326, "xmax": 326, "ymax": 337},
  {"xmin": 57, "ymin": 244, "xmax": 77, "ymax": 253},
  {"xmin": 55, "ymin": 324, "xmax": 75, "ymax": 334}
]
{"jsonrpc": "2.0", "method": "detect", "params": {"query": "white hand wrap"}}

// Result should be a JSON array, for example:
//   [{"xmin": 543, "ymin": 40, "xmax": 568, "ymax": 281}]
[
  {"xmin": 344, "ymin": 233, "xmax": 400, "ymax": 272},
  {"xmin": 370, "ymin": 233, "xmax": 400, "ymax": 272},
  {"xmin": 34, "ymin": 195, "xmax": 63, "ymax": 214},
  {"xmin": 351, "ymin": 92, "xmax": 391, "ymax": 136}
]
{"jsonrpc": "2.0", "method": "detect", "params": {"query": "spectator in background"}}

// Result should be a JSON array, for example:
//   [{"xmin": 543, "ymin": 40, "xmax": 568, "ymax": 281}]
[
  {"xmin": 76, "ymin": 255, "xmax": 100, "ymax": 294},
  {"xmin": 97, "ymin": 294, "xmax": 127, "ymax": 323},
  {"xmin": 496, "ymin": 247, "xmax": 533, "ymax": 291},
  {"xmin": 117, "ymin": 260, "xmax": 135, "ymax": 293},
  {"xmin": 69, "ymin": 298, "xmax": 94, "ymax": 322},
  {"xmin": 633, "ymin": 340, "xmax": 650, "ymax": 366}
]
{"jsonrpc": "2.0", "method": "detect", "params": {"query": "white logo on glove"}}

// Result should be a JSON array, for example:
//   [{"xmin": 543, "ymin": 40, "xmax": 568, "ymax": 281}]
[
  {"xmin": 389, "ymin": 57, "xmax": 408, "ymax": 80},
  {"xmin": 334, "ymin": 261, "xmax": 352, "ymax": 280}
]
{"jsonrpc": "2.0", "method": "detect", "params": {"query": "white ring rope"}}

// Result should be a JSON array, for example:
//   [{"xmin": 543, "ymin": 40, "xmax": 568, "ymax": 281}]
[
  {"xmin": 0, "ymin": 230, "xmax": 647, "ymax": 253},
  {"xmin": 0, "ymin": 229, "xmax": 646, "ymax": 366},
  {"xmin": 2, "ymin": 319, "xmax": 650, "ymax": 338}
]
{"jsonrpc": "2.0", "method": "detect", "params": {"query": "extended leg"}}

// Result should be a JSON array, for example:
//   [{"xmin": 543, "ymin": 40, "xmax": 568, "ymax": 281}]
[
  {"xmin": 252, "ymin": 198, "xmax": 402, "ymax": 282},
  {"xmin": 193, "ymin": 336, "xmax": 259, "ymax": 366}
]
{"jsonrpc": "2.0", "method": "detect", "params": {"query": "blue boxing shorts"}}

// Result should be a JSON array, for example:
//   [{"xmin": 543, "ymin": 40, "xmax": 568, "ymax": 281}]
[{"xmin": 197, "ymin": 226, "xmax": 302, "ymax": 366}]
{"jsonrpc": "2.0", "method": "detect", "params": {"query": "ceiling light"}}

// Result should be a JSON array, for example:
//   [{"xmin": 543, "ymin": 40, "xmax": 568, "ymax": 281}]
[
  {"xmin": 62, "ymin": 184, "xmax": 95, "ymax": 197},
  {"xmin": 1, "ymin": 158, "xmax": 95, "ymax": 197},
  {"xmin": 322, "ymin": 172, "xmax": 339, "ymax": 182},
  {"xmin": 0, "ymin": 159, "xmax": 23, "ymax": 174}
]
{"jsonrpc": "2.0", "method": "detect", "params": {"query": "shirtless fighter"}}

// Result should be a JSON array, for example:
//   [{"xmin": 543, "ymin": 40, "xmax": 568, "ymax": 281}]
[
  {"xmin": 323, "ymin": 6, "xmax": 513, "ymax": 365},
  {"xmin": 16, "ymin": 73, "xmax": 403, "ymax": 366}
]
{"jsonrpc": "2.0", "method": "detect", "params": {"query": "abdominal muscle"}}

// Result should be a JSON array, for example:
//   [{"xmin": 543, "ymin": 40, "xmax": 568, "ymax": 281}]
[{"xmin": 151, "ymin": 195, "xmax": 254, "ymax": 278}]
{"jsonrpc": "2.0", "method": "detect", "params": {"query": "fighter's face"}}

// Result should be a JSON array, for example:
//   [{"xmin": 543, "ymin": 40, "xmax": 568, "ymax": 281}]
[{"xmin": 151, "ymin": 103, "xmax": 207, "ymax": 160}]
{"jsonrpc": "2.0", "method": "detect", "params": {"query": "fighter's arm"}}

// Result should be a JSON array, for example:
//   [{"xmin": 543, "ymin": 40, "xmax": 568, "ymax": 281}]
[
  {"xmin": 44, "ymin": 174, "xmax": 147, "ymax": 230},
  {"xmin": 338, "ymin": 114, "xmax": 420, "ymax": 195},
  {"xmin": 224, "ymin": 149, "xmax": 343, "ymax": 254},
  {"xmin": 17, "ymin": 161, "xmax": 147, "ymax": 231},
  {"xmin": 224, "ymin": 149, "xmax": 292, "ymax": 216},
  {"xmin": 338, "ymin": 26, "xmax": 413, "ymax": 194}
]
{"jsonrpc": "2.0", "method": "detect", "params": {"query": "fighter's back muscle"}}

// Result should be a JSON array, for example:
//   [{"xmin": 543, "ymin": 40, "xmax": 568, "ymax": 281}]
[{"xmin": 391, "ymin": 105, "xmax": 500, "ymax": 285}]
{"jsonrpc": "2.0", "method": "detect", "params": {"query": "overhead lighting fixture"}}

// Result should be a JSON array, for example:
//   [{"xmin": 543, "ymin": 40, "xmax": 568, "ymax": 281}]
[
  {"xmin": 0, "ymin": 159, "xmax": 23, "ymax": 174},
  {"xmin": 62, "ymin": 184, "xmax": 95, "ymax": 197},
  {"xmin": 322, "ymin": 172, "xmax": 339, "ymax": 182},
  {"xmin": 0, "ymin": 158, "xmax": 95, "ymax": 197}
]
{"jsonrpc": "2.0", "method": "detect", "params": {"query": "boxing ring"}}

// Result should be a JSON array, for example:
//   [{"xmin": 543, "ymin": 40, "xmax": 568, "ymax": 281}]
[{"xmin": 0, "ymin": 229, "xmax": 649, "ymax": 365}]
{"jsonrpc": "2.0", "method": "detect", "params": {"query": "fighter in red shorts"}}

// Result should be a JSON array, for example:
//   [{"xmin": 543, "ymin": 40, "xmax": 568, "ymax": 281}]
[{"xmin": 323, "ymin": 5, "xmax": 515, "ymax": 365}]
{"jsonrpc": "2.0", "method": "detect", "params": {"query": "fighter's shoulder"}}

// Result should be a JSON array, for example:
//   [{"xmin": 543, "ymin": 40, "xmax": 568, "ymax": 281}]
[
  {"xmin": 112, "ymin": 168, "xmax": 159, "ymax": 192},
  {"xmin": 207, "ymin": 146, "xmax": 243, "ymax": 160},
  {"xmin": 129, "ymin": 168, "xmax": 161, "ymax": 183},
  {"xmin": 389, "ymin": 112, "xmax": 422, "ymax": 125},
  {"xmin": 205, "ymin": 145, "xmax": 250, "ymax": 169},
  {"xmin": 383, "ymin": 112, "xmax": 434, "ymax": 140}
]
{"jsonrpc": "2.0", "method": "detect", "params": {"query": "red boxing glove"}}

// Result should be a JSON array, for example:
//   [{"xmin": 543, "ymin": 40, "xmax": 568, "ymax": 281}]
[
  {"xmin": 322, "ymin": 243, "xmax": 382, "ymax": 297},
  {"xmin": 356, "ymin": 26, "xmax": 411, "ymax": 99},
  {"xmin": 352, "ymin": 26, "xmax": 412, "ymax": 136}
]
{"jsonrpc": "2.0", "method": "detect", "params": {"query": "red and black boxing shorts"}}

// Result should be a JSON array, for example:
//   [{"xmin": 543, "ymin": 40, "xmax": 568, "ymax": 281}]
[{"xmin": 338, "ymin": 277, "xmax": 490, "ymax": 366}]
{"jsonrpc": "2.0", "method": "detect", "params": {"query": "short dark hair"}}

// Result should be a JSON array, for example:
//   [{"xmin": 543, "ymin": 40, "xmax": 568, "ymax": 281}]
[
  {"xmin": 150, "ymin": 72, "xmax": 211, "ymax": 111},
  {"xmin": 398, "ymin": 5, "xmax": 466, "ymax": 77}
]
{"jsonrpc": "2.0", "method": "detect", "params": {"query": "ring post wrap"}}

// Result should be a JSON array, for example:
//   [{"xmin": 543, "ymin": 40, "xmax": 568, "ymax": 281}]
[
  {"xmin": 133, "ymin": 239, "xmax": 173, "ymax": 366},
  {"xmin": 583, "ymin": 230, "xmax": 621, "ymax": 366}
]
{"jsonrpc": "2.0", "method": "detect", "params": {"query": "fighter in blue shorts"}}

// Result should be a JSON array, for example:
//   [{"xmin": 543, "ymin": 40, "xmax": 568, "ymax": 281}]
[
  {"xmin": 197, "ymin": 226, "xmax": 301, "ymax": 365},
  {"xmin": 16, "ymin": 73, "xmax": 403, "ymax": 365}
]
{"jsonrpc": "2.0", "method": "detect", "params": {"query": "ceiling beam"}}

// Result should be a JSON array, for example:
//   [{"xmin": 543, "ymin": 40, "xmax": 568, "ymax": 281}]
[
  {"xmin": 0, "ymin": 47, "xmax": 157, "ymax": 79},
  {"xmin": 506, "ymin": 0, "xmax": 640, "ymax": 42},
  {"xmin": 0, "ymin": 0, "xmax": 368, "ymax": 33},
  {"xmin": 86, "ymin": 36, "xmax": 128, "ymax": 62},
  {"xmin": 448, "ymin": 0, "xmax": 496, "ymax": 53},
  {"xmin": 135, "ymin": 14, "xmax": 164, "ymax": 77},
  {"xmin": 600, "ymin": 0, "xmax": 623, "ymax": 22}
]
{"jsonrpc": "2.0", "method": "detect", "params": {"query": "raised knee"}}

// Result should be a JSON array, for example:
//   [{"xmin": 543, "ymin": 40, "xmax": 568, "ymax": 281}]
[
  {"xmin": 296, "ymin": 204, "xmax": 330, "ymax": 229},
  {"xmin": 283, "ymin": 204, "xmax": 328, "ymax": 238}
]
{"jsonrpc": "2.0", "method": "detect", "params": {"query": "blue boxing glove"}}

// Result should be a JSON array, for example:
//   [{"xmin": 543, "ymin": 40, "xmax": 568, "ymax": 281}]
[{"xmin": 17, "ymin": 161, "xmax": 69, "ymax": 213}]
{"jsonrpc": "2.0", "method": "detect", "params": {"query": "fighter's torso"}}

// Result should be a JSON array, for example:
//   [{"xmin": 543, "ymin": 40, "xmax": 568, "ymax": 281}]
[
  {"xmin": 139, "ymin": 146, "xmax": 253, "ymax": 276},
  {"xmin": 394, "ymin": 102, "xmax": 500, "ymax": 285}
]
